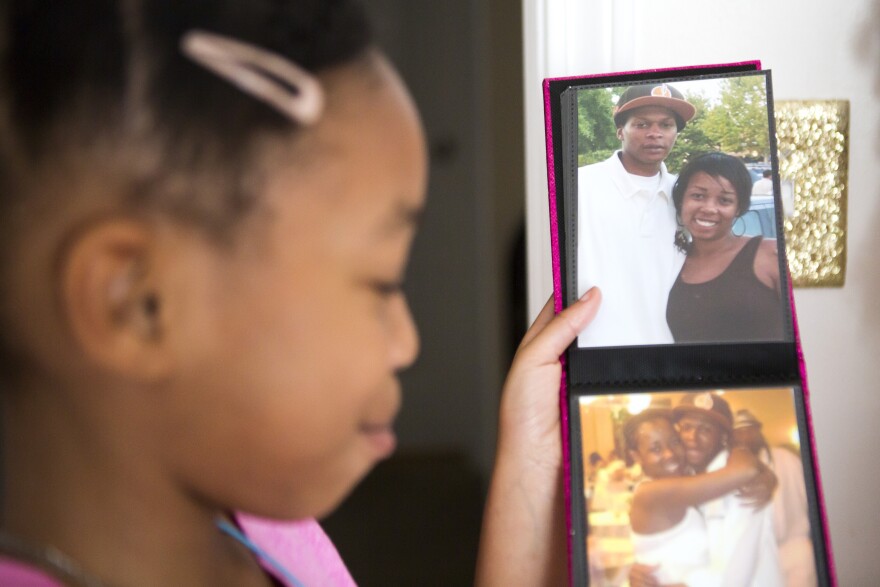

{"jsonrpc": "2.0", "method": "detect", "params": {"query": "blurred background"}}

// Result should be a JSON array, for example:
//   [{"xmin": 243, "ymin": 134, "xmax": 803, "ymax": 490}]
[{"xmin": 323, "ymin": 1, "xmax": 880, "ymax": 585}]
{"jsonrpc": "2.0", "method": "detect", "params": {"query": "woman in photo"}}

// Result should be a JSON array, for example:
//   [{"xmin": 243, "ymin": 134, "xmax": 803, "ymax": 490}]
[
  {"xmin": 665, "ymin": 152, "xmax": 783, "ymax": 343},
  {"xmin": 625, "ymin": 409, "xmax": 764, "ymax": 586}
]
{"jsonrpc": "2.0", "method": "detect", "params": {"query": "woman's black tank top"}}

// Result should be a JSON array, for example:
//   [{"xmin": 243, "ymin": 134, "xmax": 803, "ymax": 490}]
[{"xmin": 666, "ymin": 236, "xmax": 784, "ymax": 343}]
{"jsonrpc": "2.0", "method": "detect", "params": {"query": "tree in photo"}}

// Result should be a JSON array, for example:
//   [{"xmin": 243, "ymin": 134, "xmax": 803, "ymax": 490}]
[
  {"xmin": 702, "ymin": 76, "xmax": 770, "ymax": 162},
  {"xmin": 577, "ymin": 87, "xmax": 619, "ymax": 166},
  {"xmin": 666, "ymin": 92, "xmax": 717, "ymax": 174}
]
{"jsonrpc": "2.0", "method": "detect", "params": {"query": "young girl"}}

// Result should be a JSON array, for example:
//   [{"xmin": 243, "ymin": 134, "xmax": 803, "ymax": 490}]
[{"xmin": 0, "ymin": 1, "xmax": 600, "ymax": 585}]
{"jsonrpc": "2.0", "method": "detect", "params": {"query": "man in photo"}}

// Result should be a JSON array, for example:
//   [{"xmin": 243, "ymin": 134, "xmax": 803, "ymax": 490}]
[
  {"xmin": 577, "ymin": 84, "xmax": 696, "ymax": 347},
  {"xmin": 676, "ymin": 394, "xmax": 784, "ymax": 585},
  {"xmin": 630, "ymin": 393, "xmax": 784, "ymax": 586},
  {"xmin": 733, "ymin": 409, "xmax": 817, "ymax": 587},
  {"xmin": 752, "ymin": 168, "xmax": 774, "ymax": 196}
]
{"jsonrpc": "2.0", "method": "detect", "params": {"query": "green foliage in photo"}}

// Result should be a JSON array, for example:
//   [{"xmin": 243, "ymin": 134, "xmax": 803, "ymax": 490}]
[{"xmin": 575, "ymin": 76, "xmax": 770, "ymax": 174}]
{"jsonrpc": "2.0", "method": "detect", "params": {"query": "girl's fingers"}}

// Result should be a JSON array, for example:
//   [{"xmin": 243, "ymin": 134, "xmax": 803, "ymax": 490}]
[{"xmin": 520, "ymin": 288, "xmax": 601, "ymax": 362}]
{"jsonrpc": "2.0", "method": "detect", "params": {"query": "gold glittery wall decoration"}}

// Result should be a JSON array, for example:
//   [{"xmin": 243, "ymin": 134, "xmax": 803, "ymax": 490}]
[{"xmin": 775, "ymin": 100, "xmax": 849, "ymax": 287}]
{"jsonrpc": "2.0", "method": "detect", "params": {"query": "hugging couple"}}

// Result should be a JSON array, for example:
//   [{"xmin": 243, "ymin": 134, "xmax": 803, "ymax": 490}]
[{"xmin": 624, "ymin": 392, "xmax": 784, "ymax": 586}]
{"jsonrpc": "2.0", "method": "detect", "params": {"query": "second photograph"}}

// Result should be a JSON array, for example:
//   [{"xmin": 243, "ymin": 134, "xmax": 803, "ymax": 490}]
[{"xmin": 577, "ymin": 387, "xmax": 817, "ymax": 587}]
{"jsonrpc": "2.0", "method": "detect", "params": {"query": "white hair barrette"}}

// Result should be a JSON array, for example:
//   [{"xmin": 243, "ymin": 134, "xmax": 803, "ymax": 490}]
[{"xmin": 180, "ymin": 29, "xmax": 324, "ymax": 126}]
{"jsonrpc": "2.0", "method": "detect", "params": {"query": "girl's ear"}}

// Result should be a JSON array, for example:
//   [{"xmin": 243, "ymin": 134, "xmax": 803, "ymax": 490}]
[{"xmin": 60, "ymin": 219, "xmax": 173, "ymax": 381}]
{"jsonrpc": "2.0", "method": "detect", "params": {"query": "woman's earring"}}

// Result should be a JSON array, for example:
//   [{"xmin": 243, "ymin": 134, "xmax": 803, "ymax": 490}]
[
  {"xmin": 732, "ymin": 216, "xmax": 746, "ymax": 237},
  {"xmin": 674, "ymin": 215, "xmax": 692, "ymax": 251},
  {"xmin": 678, "ymin": 215, "xmax": 692, "ymax": 242}
]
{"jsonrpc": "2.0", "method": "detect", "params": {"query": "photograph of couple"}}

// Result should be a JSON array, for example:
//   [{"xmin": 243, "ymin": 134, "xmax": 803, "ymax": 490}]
[
  {"xmin": 579, "ymin": 388, "xmax": 817, "ymax": 587},
  {"xmin": 574, "ymin": 75, "xmax": 788, "ymax": 348}
]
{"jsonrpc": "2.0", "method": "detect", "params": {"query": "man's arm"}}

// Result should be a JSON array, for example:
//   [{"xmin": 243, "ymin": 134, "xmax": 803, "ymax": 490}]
[{"xmin": 736, "ymin": 461, "xmax": 778, "ymax": 509}]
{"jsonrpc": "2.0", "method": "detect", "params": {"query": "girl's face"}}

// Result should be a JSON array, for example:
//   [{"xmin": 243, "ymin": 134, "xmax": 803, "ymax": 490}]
[
  {"xmin": 630, "ymin": 418, "xmax": 685, "ymax": 479},
  {"xmin": 680, "ymin": 171, "xmax": 740, "ymax": 242},
  {"xmin": 159, "ymin": 55, "xmax": 428, "ymax": 519}
]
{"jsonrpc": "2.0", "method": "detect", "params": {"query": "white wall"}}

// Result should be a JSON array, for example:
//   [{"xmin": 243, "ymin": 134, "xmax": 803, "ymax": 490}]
[{"xmin": 524, "ymin": 0, "xmax": 880, "ymax": 583}]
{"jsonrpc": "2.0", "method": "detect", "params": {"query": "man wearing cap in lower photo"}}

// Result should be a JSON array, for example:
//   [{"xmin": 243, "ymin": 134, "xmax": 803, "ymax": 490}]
[
  {"xmin": 733, "ymin": 409, "xmax": 817, "ymax": 587},
  {"xmin": 630, "ymin": 392, "xmax": 785, "ymax": 587},
  {"xmin": 577, "ymin": 83, "xmax": 695, "ymax": 347},
  {"xmin": 677, "ymin": 393, "xmax": 784, "ymax": 586}
]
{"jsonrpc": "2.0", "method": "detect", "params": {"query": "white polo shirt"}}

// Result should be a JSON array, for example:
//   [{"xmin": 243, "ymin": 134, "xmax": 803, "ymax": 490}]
[{"xmin": 576, "ymin": 152, "xmax": 684, "ymax": 347}]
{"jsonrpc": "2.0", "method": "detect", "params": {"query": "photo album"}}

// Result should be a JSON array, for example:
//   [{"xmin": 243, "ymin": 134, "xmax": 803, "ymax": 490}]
[{"xmin": 543, "ymin": 63, "xmax": 834, "ymax": 586}]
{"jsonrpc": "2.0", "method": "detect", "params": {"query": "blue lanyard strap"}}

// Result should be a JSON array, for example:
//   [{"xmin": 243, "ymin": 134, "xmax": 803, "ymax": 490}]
[{"xmin": 216, "ymin": 519, "xmax": 306, "ymax": 587}]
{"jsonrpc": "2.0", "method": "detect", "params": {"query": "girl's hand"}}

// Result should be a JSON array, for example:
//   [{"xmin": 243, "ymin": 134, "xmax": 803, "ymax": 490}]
[
  {"xmin": 497, "ymin": 288, "xmax": 601, "ymax": 471},
  {"xmin": 476, "ymin": 288, "xmax": 601, "ymax": 587}
]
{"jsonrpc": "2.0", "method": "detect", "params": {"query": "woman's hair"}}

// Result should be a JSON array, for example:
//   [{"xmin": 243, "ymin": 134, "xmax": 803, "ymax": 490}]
[
  {"xmin": 671, "ymin": 152, "xmax": 754, "ymax": 252},
  {"xmin": 623, "ymin": 409, "xmax": 674, "ymax": 455},
  {"xmin": 0, "ymin": 0, "xmax": 371, "ymax": 383}
]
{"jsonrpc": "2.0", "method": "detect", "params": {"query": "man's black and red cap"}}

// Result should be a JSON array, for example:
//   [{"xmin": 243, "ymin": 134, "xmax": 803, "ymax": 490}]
[
  {"xmin": 673, "ymin": 392, "xmax": 733, "ymax": 432},
  {"xmin": 613, "ymin": 83, "xmax": 696, "ymax": 131}
]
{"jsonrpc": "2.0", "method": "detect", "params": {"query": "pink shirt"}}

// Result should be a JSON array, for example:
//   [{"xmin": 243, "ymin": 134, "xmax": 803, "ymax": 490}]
[{"xmin": 0, "ymin": 516, "xmax": 354, "ymax": 587}]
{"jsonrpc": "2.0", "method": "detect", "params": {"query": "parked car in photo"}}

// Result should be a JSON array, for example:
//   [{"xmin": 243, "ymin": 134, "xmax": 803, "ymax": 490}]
[{"xmin": 734, "ymin": 195, "xmax": 777, "ymax": 238}]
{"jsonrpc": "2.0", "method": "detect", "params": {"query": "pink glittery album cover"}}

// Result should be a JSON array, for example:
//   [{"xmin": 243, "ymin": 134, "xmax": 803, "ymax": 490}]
[{"xmin": 542, "ymin": 62, "xmax": 835, "ymax": 587}]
